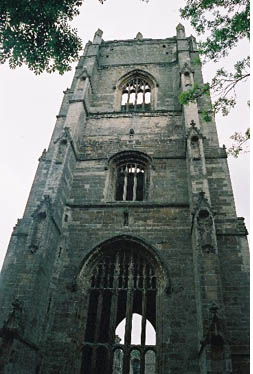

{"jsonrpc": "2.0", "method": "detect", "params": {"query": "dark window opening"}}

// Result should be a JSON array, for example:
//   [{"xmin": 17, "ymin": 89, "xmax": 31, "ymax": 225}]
[
  {"xmin": 82, "ymin": 246, "xmax": 157, "ymax": 374},
  {"xmin": 116, "ymin": 164, "xmax": 145, "ymax": 202}
]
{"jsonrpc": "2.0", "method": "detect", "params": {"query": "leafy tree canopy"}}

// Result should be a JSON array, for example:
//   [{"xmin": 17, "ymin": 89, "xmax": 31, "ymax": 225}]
[
  {"xmin": 180, "ymin": 0, "xmax": 249, "ymax": 61},
  {"xmin": 0, "ymin": 0, "xmax": 83, "ymax": 74},
  {"xmin": 180, "ymin": 0, "xmax": 250, "ymax": 156}
]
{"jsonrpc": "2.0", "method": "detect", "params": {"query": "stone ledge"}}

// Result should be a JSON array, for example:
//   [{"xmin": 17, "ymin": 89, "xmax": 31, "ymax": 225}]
[
  {"xmin": 66, "ymin": 201, "xmax": 189, "ymax": 209},
  {"xmin": 87, "ymin": 110, "xmax": 181, "ymax": 118},
  {"xmin": 98, "ymin": 61, "xmax": 178, "ymax": 68}
]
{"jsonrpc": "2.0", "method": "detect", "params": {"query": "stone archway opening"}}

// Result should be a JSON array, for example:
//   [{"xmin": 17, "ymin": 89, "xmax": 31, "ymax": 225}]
[{"xmin": 79, "ymin": 237, "xmax": 165, "ymax": 374}]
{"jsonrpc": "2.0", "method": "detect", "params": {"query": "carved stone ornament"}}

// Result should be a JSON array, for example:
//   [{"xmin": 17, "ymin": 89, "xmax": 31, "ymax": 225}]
[
  {"xmin": 186, "ymin": 122, "xmax": 204, "ymax": 160},
  {"xmin": 192, "ymin": 192, "xmax": 217, "ymax": 253},
  {"xmin": 38, "ymin": 148, "xmax": 47, "ymax": 161},
  {"xmin": 77, "ymin": 67, "xmax": 89, "ymax": 81},
  {"xmin": 186, "ymin": 120, "xmax": 205, "ymax": 141},
  {"xmin": 32, "ymin": 195, "xmax": 52, "ymax": 219},
  {"xmin": 199, "ymin": 304, "xmax": 228, "ymax": 360},
  {"xmin": 54, "ymin": 127, "xmax": 73, "ymax": 145},
  {"xmin": 180, "ymin": 62, "xmax": 194, "ymax": 75},
  {"xmin": 135, "ymin": 32, "xmax": 143, "ymax": 40},
  {"xmin": 192, "ymin": 192, "xmax": 213, "ymax": 218},
  {"xmin": 30, "ymin": 195, "xmax": 52, "ymax": 252},
  {"xmin": 54, "ymin": 128, "xmax": 73, "ymax": 164}
]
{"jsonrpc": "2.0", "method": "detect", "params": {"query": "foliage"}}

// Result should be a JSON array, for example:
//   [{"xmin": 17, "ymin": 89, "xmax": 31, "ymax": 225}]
[
  {"xmin": 180, "ymin": 0, "xmax": 250, "ymax": 61},
  {"xmin": 179, "ymin": 57, "xmax": 249, "ymax": 116},
  {"xmin": 180, "ymin": 0, "xmax": 250, "ymax": 155},
  {"xmin": 227, "ymin": 128, "xmax": 250, "ymax": 157},
  {"xmin": 0, "ymin": 0, "xmax": 83, "ymax": 74},
  {"xmin": 178, "ymin": 83, "xmax": 210, "ymax": 105},
  {"xmin": 210, "ymin": 56, "xmax": 250, "ymax": 116}
]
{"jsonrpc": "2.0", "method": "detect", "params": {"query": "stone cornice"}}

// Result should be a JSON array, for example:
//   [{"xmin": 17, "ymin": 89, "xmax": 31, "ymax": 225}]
[
  {"xmin": 87, "ymin": 110, "xmax": 181, "ymax": 119},
  {"xmin": 66, "ymin": 202, "xmax": 189, "ymax": 209}
]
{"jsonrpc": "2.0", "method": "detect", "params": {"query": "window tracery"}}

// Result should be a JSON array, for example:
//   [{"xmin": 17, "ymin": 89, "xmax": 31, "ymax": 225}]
[
  {"xmin": 116, "ymin": 163, "xmax": 145, "ymax": 201},
  {"xmin": 81, "ymin": 240, "xmax": 160, "ymax": 374},
  {"xmin": 107, "ymin": 151, "xmax": 151, "ymax": 202},
  {"xmin": 121, "ymin": 77, "xmax": 151, "ymax": 112}
]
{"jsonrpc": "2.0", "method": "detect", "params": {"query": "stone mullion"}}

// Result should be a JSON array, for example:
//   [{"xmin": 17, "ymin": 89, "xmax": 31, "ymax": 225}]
[
  {"xmin": 134, "ymin": 80, "xmax": 138, "ymax": 109},
  {"xmin": 124, "ymin": 283, "xmax": 134, "ymax": 345},
  {"xmin": 108, "ymin": 253, "xmax": 120, "ymax": 343},
  {"xmin": 94, "ymin": 292, "xmax": 103, "ymax": 343},
  {"xmin": 155, "ymin": 290, "xmax": 163, "ymax": 374},
  {"xmin": 126, "ymin": 85, "xmax": 130, "ymax": 110},
  {"xmin": 82, "ymin": 290, "xmax": 92, "ymax": 343},
  {"xmin": 90, "ymin": 346, "xmax": 97, "ymax": 374},
  {"xmin": 142, "ymin": 82, "xmax": 146, "ymax": 109},
  {"xmin": 104, "ymin": 347, "xmax": 111, "ymax": 374},
  {"xmin": 90, "ymin": 291, "xmax": 104, "ymax": 372},
  {"xmin": 123, "ymin": 166, "xmax": 128, "ymax": 201},
  {"xmin": 123, "ymin": 291, "xmax": 134, "ymax": 374},
  {"xmin": 140, "ymin": 349, "xmax": 145, "ymax": 374},
  {"xmin": 108, "ymin": 280, "xmax": 120, "ymax": 372},
  {"xmin": 141, "ymin": 264, "xmax": 147, "ymax": 346},
  {"xmin": 133, "ymin": 164, "xmax": 137, "ymax": 201},
  {"xmin": 123, "ymin": 255, "xmax": 134, "ymax": 374},
  {"xmin": 141, "ymin": 291, "xmax": 147, "ymax": 345}
]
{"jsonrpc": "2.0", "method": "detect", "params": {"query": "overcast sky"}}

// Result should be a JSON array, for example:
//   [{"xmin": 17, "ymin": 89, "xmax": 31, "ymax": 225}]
[{"xmin": 0, "ymin": 0, "xmax": 250, "ymax": 270}]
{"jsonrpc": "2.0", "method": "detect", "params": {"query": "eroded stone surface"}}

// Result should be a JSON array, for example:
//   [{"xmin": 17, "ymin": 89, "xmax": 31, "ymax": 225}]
[{"xmin": 0, "ymin": 28, "xmax": 249, "ymax": 374}]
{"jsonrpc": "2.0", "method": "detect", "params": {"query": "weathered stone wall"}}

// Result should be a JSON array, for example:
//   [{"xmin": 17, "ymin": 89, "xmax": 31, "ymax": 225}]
[{"xmin": 0, "ymin": 28, "xmax": 249, "ymax": 374}]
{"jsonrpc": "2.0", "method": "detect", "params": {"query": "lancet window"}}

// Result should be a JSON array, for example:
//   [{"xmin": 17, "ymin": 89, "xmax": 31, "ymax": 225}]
[
  {"xmin": 121, "ymin": 77, "xmax": 151, "ymax": 112},
  {"xmin": 81, "ymin": 241, "xmax": 159, "ymax": 374}
]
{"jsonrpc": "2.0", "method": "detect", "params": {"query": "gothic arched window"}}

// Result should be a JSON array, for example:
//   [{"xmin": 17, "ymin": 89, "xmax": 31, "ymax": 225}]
[
  {"xmin": 116, "ymin": 162, "xmax": 145, "ymax": 201},
  {"xmin": 121, "ymin": 77, "xmax": 151, "ymax": 112},
  {"xmin": 107, "ymin": 151, "xmax": 151, "ymax": 202},
  {"xmin": 79, "ymin": 237, "xmax": 166, "ymax": 374}
]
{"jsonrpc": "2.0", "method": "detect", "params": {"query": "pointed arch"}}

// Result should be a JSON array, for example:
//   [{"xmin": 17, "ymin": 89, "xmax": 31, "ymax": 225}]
[
  {"xmin": 77, "ymin": 235, "xmax": 168, "ymax": 374},
  {"xmin": 117, "ymin": 69, "xmax": 157, "ymax": 90},
  {"xmin": 78, "ymin": 234, "xmax": 168, "ymax": 291},
  {"xmin": 115, "ymin": 69, "xmax": 157, "ymax": 112},
  {"xmin": 106, "ymin": 151, "xmax": 152, "ymax": 202}
]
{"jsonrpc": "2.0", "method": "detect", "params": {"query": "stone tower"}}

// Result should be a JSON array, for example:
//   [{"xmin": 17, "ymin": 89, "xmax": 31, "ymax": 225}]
[{"xmin": 0, "ymin": 27, "xmax": 249, "ymax": 374}]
